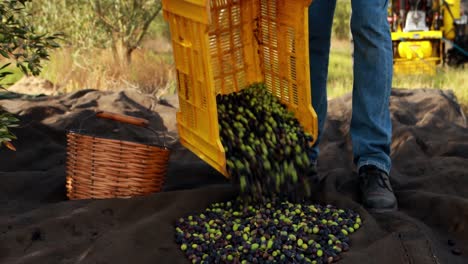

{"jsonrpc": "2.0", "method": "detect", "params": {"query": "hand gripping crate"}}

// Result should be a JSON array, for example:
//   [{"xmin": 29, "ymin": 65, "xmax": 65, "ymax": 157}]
[{"xmin": 162, "ymin": 0, "xmax": 318, "ymax": 177}]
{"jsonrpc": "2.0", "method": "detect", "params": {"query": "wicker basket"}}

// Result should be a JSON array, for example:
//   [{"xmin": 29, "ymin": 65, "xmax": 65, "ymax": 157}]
[{"xmin": 66, "ymin": 111, "xmax": 171, "ymax": 200}]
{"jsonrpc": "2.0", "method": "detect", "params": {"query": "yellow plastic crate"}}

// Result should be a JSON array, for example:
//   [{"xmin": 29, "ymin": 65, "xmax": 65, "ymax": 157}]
[{"xmin": 162, "ymin": 0, "xmax": 318, "ymax": 177}]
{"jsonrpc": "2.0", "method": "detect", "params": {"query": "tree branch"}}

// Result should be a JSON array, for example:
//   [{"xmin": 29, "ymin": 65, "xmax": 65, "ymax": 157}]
[
  {"xmin": 134, "ymin": 3, "xmax": 162, "ymax": 49},
  {"xmin": 93, "ymin": 0, "xmax": 118, "ymax": 33}
]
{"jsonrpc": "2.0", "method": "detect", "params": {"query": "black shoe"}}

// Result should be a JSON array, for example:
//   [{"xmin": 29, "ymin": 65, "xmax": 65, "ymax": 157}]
[{"xmin": 359, "ymin": 165, "xmax": 398, "ymax": 212}]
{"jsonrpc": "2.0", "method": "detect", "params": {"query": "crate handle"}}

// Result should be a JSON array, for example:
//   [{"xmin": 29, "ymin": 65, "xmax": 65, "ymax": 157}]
[
  {"xmin": 71, "ymin": 110, "xmax": 171, "ymax": 149},
  {"xmin": 95, "ymin": 111, "xmax": 149, "ymax": 127},
  {"xmin": 95, "ymin": 111, "xmax": 174, "ymax": 148}
]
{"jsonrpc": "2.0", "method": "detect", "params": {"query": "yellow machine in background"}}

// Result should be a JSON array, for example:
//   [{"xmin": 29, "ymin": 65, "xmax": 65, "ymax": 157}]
[{"xmin": 388, "ymin": 0, "xmax": 467, "ymax": 75}]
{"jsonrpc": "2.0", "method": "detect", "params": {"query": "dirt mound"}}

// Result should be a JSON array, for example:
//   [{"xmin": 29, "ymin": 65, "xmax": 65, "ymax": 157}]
[
  {"xmin": 7, "ymin": 76, "xmax": 57, "ymax": 96},
  {"xmin": 0, "ymin": 88, "xmax": 467, "ymax": 264}
]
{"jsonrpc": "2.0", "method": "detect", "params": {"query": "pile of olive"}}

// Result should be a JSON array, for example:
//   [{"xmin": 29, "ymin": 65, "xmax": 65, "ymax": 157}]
[{"xmin": 175, "ymin": 199, "xmax": 362, "ymax": 263}]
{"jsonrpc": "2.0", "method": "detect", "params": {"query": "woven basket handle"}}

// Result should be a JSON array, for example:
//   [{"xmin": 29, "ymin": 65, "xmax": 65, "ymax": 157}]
[{"xmin": 95, "ymin": 111, "xmax": 149, "ymax": 127}]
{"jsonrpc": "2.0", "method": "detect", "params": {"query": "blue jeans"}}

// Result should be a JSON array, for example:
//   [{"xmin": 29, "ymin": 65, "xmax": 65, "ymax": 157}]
[{"xmin": 308, "ymin": 0, "xmax": 393, "ymax": 174}]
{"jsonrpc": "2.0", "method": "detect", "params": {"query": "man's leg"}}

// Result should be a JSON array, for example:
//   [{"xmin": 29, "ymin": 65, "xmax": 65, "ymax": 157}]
[
  {"xmin": 350, "ymin": 0, "xmax": 397, "ymax": 211},
  {"xmin": 308, "ymin": 0, "xmax": 337, "ymax": 163}
]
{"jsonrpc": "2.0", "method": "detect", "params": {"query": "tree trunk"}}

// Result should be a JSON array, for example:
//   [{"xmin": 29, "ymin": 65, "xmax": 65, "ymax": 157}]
[
  {"xmin": 112, "ymin": 39, "xmax": 130, "ymax": 67},
  {"xmin": 125, "ymin": 46, "xmax": 134, "ymax": 65},
  {"xmin": 111, "ymin": 42, "xmax": 120, "ymax": 67}
]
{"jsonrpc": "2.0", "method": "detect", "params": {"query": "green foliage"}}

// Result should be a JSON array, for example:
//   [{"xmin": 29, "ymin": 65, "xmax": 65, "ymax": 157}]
[
  {"xmin": 0, "ymin": 0, "xmax": 62, "ymax": 80},
  {"xmin": 0, "ymin": 112, "xmax": 19, "ymax": 150},
  {"xmin": 0, "ymin": 64, "xmax": 22, "ymax": 86},
  {"xmin": 332, "ymin": 1, "xmax": 351, "ymax": 40},
  {"xmin": 23, "ymin": 0, "xmax": 109, "ymax": 50},
  {"xmin": 0, "ymin": 0, "xmax": 61, "ymax": 149},
  {"xmin": 327, "ymin": 41, "xmax": 354, "ymax": 98},
  {"xmin": 24, "ymin": 0, "xmax": 163, "ymax": 65}
]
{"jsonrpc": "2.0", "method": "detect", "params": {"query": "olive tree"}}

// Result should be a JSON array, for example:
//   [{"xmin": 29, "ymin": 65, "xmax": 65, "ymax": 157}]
[
  {"xmin": 92, "ymin": 0, "xmax": 163, "ymax": 66},
  {"xmin": 23, "ymin": 0, "xmax": 109, "ymax": 50},
  {"xmin": 23, "ymin": 0, "xmax": 164, "ymax": 66},
  {"xmin": 0, "ymin": 0, "xmax": 61, "ymax": 150}
]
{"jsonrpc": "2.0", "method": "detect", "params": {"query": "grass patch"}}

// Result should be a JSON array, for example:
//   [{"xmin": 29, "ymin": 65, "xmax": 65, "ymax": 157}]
[
  {"xmin": 327, "ymin": 39, "xmax": 468, "ymax": 111},
  {"xmin": 38, "ymin": 47, "xmax": 175, "ymax": 97},
  {"xmin": 327, "ymin": 40, "xmax": 353, "ymax": 98}
]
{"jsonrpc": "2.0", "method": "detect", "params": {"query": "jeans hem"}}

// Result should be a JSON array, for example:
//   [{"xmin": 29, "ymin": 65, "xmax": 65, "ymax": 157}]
[{"xmin": 357, "ymin": 160, "xmax": 390, "ymax": 175}]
